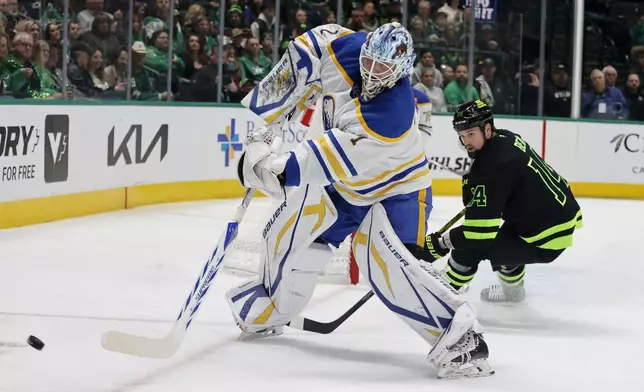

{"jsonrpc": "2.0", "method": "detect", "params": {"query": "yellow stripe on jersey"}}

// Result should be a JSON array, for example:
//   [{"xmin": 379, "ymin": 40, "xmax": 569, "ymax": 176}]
[
  {"xmin": 316, "ymin": 135, "xmax": 349, "ymax": 180},
  {"xmin": 327, "ymin": 42, "xmax": 354, "ymax": 87},
  {"xmin": 342, "ymin": 152, "xmax": 426, "ymax": 187},
  {"xmin": 417, "ymin": 188, "xmax": 427, "ymax": 247},
  {"xmin": 355, "ymin": 98, "xmax": 412, "ymax": 143},
  {"xmin": 334, "ymin": 167, "xmax": 430, "ymax": 200}
]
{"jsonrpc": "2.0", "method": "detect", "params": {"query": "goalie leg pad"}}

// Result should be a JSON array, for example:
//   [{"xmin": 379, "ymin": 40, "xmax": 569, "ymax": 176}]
[
  {"xmin": 352, "ymin": 203, "xmax": 470, "ymax": 345},
  {"xmin": 226, "ymin": 185, "xmax": 337, "ymax": 334}
]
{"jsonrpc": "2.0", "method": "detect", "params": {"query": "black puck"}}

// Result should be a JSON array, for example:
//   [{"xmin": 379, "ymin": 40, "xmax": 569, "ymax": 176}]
[{"xmin": 27, "ymin": 335, "xmax": 44, "ymax": 351}]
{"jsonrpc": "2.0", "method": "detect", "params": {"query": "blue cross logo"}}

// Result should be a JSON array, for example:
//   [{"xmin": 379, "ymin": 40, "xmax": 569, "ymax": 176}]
[{"xmin": 218, "ymin": 118, "xmax": 243, "ymax": 167}]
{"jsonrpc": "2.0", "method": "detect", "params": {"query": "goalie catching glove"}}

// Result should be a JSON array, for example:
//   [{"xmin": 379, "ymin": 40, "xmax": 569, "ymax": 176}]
[{"xmin": 237, "ymin": 125, "xmax": 289, "ymax": 199}]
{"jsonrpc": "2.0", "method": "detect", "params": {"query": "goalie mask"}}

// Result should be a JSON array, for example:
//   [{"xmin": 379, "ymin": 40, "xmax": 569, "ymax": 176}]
[{"xmin": 359, "ymin": 22, "xmax": 416, "ymax": 100}]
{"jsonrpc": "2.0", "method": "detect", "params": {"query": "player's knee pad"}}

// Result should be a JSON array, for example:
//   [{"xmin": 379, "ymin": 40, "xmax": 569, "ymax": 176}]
[
  {"xmin": 352, "ymin": 203, "xmax": 473, "ymax": 345},
  {"xmin": 226, "ymin": 185, "xmax": 337, "ymax": 333}
]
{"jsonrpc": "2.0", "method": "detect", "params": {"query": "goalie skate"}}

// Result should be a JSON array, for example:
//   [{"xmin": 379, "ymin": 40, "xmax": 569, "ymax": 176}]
[
  {"xmin": 237, "ymin": 325, "xmax": 284, "ymax": 341},
  {"xmin": 436, "ymin": 330, "xmax": 494, "ymax": 379}
]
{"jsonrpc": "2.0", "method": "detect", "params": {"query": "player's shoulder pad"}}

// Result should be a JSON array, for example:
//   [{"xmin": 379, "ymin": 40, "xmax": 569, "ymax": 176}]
[
  {"xmin": 413, "ymin": 88, "xmax": 430, "ymax": 104},
  {"xmin": 485, "ymin": 128, "xmax": 528, "ymax": 164},
  {"xmin": 301, "ymin": 24, "xmax": 355, "ymax": 58},
  {"xmin": 354, "ymin": 77, "xmax": 416, "ymax": 143},
  {"xmin": 413, "ymin": 88, "xmax": 432, "ymax": 113},
  {"xmin": 327, "ymin": 29, "xmax": 366, "ymax": 86}
]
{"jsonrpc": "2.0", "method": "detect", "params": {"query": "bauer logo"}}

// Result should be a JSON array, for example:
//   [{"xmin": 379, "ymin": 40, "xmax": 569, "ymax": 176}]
[
  {"xmin": 218, "ymin": 118, "xmax": 243, "ymax": 167},
  {"xmin": 610, "ymin": 133, "xmax": 643, "ymax": 153},
  {"xmin": 379, "ymin": 231, "xmax": 409, "ymax": 266},
  {"xmin": 44, "ymin": 114, "xmax": 69, "ymax": 183}
]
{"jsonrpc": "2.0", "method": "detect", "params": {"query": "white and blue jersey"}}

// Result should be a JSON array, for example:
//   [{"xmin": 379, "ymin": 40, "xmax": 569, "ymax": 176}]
[
  {"xmin": 243, "ymin": 24, "xmax": 434, "ymax": 248},
  {"xmin": 281, "ymin": 25, "xmax": 432, "ymax": 210}
]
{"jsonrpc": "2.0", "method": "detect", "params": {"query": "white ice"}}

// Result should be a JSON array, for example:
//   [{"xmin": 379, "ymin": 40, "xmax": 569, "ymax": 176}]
[{"xmin": 1, "ymin": 195, "xmax": 643, "ymax": 392}]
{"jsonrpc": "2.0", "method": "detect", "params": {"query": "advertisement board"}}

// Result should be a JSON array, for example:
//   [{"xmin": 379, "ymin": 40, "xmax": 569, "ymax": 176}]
[
  {"xmin": 0, "ymin": 111, "xmax": 70, "ymax": 202},
  {"xmin": 465, "ymin": 0, "xmax": 497, "ymax": 22},
  {"xmin": 0, "ymin": 106, "xmax": 266, "ymax": 203},
  {"xmin": 1, "ymin": 102, "xmax": 642, "ymax": 208},
  {"xmin": 574, "ymin": 122, "xmax": 644, "ymax": 184}
]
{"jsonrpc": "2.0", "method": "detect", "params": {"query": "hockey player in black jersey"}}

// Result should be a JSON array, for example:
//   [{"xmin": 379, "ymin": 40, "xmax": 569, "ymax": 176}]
[{"xmin": 421, "ymin": 100, "xmax": 583, "ymax": 302}]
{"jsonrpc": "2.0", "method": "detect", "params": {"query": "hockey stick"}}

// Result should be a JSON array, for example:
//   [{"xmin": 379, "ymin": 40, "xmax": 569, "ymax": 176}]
[
  {"xmin": 101, "ymin": 188, "xmax": 256, "ymax": 359},
  {"xmin": 287, "ymin": 207, "xmax": 467, "ymax": 335}
]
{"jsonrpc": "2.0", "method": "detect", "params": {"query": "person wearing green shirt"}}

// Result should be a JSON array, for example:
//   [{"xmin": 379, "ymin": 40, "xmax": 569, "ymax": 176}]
[
  {"xmin": 144, "ymin": 30, "xmax": 185, "ymax": 80},
  {"xmin": 443, "ymin": 63, "xmax": 479, "ymax": 111},
  {"xmin": 31, "ymin": 40, "xmax": 69, "ymax": 99},
  {"xmin": 143, "ymin": 0, "xmax": 185, "ymax": 54},
  {"xmin": 239, "ymin": 37, "xmax": 272, "ymax": 93},
  {"xmin": 0, "ymin": 32, "xmax": 60, "ymax": 99},
  {"xmin": 131, "ymin": 41, "xmax": 170, "ymax": 101}
]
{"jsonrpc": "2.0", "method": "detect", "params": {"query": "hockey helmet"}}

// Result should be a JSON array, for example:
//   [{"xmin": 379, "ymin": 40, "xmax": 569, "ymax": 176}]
[
  {"xmin": 359, "ymin": 22, "xmax": 416, "ymax": 99},
  {"xmin": 452, "ymin": 100, "xmax": 494, "ymax": 133}
]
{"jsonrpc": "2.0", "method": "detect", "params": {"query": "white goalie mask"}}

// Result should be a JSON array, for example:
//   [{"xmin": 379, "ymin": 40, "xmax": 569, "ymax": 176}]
[{"xmin": 359, "ymin": 22, "xmax": 416, "ymax": 100}]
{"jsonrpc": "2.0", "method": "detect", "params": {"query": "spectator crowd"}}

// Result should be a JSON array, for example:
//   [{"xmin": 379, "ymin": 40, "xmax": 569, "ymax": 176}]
[{"xmin": 0, "ymin": 0, "xmax": 642, "ymax": 122}]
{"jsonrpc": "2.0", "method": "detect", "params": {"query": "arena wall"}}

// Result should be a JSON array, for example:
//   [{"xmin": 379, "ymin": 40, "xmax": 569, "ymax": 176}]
[{"xmin": 0, "ymin": 103, "xmax": 642, "ymax": 229}]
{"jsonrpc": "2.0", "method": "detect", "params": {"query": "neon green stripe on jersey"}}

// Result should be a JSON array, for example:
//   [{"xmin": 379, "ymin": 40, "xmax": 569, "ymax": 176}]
[
  {"xmin": 499, "ymin": 268, "xmax": 525, "ymax": 284},
  {"xmin": 463, "ymin": 218, "xmax": 502, "ymax": 228},
  {"xmin": 538, "ymin": 235, "xmax": 574, "ymax": 250},
  {"xmin": 464, "ymin": 231, "xmax": 498, "ymax": 240},
  {"xmin": 521, "ymin": 210, "xmax": 582, "ymax": 244}
]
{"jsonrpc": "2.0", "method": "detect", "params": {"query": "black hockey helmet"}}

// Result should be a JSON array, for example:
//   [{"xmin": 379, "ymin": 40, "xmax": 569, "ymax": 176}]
[{"xmin": 452, "ymin": 100, "xmax": 494, "ymax": 133}]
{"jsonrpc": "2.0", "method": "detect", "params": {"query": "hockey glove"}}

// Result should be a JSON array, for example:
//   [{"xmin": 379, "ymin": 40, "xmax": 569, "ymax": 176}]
[
  {"xmin": 237, "ymin": 142, "xmax": 289, "ymax": 199},
  {"xmin": 461, "ymin": 174, "xmax": 471, "ymax": 207},
  {"xmin": 423, "ymin": 232, "xmax": 450, "ymax": 263}
]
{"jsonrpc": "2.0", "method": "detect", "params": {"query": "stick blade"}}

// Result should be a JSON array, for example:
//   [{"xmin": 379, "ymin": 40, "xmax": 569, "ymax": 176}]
[{"xmin": 101, "ymin": 326, "xmax": 183, "ymax": 359}]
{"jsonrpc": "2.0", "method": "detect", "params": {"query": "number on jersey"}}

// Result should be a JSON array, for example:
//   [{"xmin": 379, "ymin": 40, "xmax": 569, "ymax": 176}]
[{"xmin": 514, "ymin": 136, "xmax": 568, "ymax": 206}]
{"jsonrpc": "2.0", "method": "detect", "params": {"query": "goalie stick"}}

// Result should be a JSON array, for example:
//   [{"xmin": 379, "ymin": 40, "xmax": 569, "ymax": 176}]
[
  {"xmin": 287, "ymin": 207, "xmax": 466, "ymax": 335},
  {"xmin": 101, "ymin": 188, "xmax": 256, "ymax": 359}
]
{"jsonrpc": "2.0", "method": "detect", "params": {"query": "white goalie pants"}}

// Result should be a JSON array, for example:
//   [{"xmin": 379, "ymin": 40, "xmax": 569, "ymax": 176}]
[{"xmin": 226, "ymin": 184, "xmax": 473, "ymax": 347}]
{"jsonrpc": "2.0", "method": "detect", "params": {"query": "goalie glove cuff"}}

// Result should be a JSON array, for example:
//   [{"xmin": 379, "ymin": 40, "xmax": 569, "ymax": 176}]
[{"xmin": 440, "ymin": 231, "xmax": 454, "ymax": 250}]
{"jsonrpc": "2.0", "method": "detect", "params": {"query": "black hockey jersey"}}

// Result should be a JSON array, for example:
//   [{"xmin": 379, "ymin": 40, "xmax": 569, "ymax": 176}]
[{"xmin": 448, "ymin": 128, "xmax": 582, "ymax": 252}]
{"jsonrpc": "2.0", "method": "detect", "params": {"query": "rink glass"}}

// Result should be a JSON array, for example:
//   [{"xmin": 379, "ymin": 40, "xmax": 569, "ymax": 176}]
[{"xmin": 23, "ymin": 0, "xmax": 626, "ymax": 121}]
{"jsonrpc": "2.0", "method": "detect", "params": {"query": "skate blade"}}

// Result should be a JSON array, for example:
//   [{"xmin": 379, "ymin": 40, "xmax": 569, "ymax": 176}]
[
  {"xmin": 237, "ymin": 327, "xmax": 284, "ymax": 341},
  {"xmin": 437, "ymin": 359, "xmax": 495, "ymax": 379}
]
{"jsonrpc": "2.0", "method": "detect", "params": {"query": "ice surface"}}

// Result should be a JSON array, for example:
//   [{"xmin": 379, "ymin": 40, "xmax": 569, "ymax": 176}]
[{"xmin": 1, "ymin": 196, "xmax": 643, "ymax": 392}]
